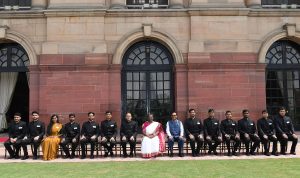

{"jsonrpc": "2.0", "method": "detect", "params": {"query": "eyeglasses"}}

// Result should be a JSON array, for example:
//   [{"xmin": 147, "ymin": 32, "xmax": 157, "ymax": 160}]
[{"xmin": 171, "ymin": 115, "xmax": 177, "ymax": 117}]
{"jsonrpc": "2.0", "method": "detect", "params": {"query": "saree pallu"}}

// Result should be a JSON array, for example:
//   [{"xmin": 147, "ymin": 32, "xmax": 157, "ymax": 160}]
[
  {"xmin": 141, "ymin": 121, "xmax": 165, "ymax": 158},
  {"xmin": 42, "ymin": 123, "xmax": 62, "ymax": 161}
]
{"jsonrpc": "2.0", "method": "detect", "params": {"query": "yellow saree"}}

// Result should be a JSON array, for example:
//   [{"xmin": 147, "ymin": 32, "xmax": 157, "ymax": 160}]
[{"xmin": 42, "ymin": 123, "xmax": 62, "ymax": 161}]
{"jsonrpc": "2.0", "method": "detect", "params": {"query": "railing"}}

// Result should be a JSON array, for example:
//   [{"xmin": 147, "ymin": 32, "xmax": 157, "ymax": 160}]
[
  {"xmin": 262, "ymin": 0, "xmax": 300, "ymax": 8},
  {"xmin": 0, "ymin": 0, "xmax": 31, "ymax": 10},
  {"xmin": 126, "ymin": 0, "xmax": 169, "ymax": 9}
]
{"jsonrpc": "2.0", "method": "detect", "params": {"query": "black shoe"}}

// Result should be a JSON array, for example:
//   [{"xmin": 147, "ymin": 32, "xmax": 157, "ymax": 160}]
[
  {"xmin": 21, "ymin": 155, "xmax": 29, "ymax": 160},
  {"xmin": 213, "ymin": 151, "xmax": 218, "ymax": 155},
  {"xmin": 90, "ymin": 155, "xmax": 94, "ymax": 159},
  {"xmin": 169, "ymin": 153, "xmax": 173, "ymax": 157},
  {"xmin": 14, "ymin": 155, "xmax": 20, "ymax": 159},
  {"xmin": 32, "ymin": 156, "xmax": 38, "ymax": 160},
  {"xmin": 280, "ymin": 152, "xmax": 286, "ymax": 155},
  {"xmin": 246, "ymin": 152, "xmax": 250, "ymax": 156},
  {"xmin": 192, "ymin": 152, "xmax": 196, "ymax": 157},
  {"xmin": 227, "ymin": 152, "xmax": 232, "ymax": 156},
  {"xmin": 110, "ymin": 152, "xmax": 114, "ymax": 157},
  {"xmin": 63, "ymin": 155, "xmax": 70, "ymax": 159},
  {"xmin": 179, "ymin": 153, "xmax": 184, "ymax": 157},
  {"xmin": 250, "ymin": 151, "xmax": 256, "ymax": 155},
  {"xmin": 122, "ymin": 154, "xmax": 128, "ymax": 158},
  {"xmin": 130, "ymin": 152, "xmax": 134, "ymax": 157},
  {"xmin": 271, "ymin": 152, "xmax": 279, "ymax": 156},
  {"xmin": 80, "ymin": 155, "xmax": 86, "ymax": 159},
  {"xmin": 208, "ymin": 151, "xmax": 212, "ymax": 155},
  {"xmin": 7, "ymin": 155, "xmax": 15, "ymax": 159},
  {"xmin": 264, "ymin": 152, "xmax": 270, "ymax": 156},
  {"xmin": 233, "ymin": 152, "xmax": 238, "ymax": 156},
  {"xmin": 290, "ymin": 152, "xmax": 296, "ymax": 155},
  {"xmin": 104, "ymin": 152, "xmax": 109, "ymax": 157},
  {"xmin": 70, "ymin": 155, "xmax": 75, "ymax": 159}
]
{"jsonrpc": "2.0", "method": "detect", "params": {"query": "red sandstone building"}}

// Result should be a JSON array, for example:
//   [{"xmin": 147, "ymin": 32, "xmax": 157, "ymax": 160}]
[{"xmin": 0, "ymin": 0, "xmax": 299, "ymax": 131}]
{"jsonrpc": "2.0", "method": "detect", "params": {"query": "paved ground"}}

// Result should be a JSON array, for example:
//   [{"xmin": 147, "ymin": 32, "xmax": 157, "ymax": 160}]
[{"xmin": 0, "ymin": 132, "xmax": 300, "ymax": 163}]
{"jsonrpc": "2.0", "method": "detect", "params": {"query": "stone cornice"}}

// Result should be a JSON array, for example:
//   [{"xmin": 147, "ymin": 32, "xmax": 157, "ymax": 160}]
[{"xmin": 0, "ymin": 8, "xmax": 299, "ymax": 19}]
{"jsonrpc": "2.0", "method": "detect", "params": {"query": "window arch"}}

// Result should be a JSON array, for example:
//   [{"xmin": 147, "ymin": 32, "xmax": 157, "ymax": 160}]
[{"xmin": 0, "ymin": 43, "xmax": 29, "ymax": 72}]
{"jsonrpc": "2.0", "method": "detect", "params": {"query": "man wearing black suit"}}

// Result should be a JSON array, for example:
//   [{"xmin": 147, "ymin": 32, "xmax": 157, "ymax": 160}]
[
  {"xmin": 60, "ymin": 113, "xmax": 80, "ymax": 159},
  {"xmin": 21, "ymin": 111, "xmax": 45, "ymax": 160},
  {"xmin": 4, "ymin": 113, "xmax": 27, "ymax": 159}
]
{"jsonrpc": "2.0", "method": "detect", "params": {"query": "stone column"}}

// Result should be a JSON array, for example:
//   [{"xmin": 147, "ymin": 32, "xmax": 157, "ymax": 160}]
[
  {"xmin": 32, "ymin": 0, "xmax": 48, "ymax": 9},
  {"xmin": 169, "ymin": 0, "xmax": 184, "ymax": 8},
  {"xmin": 110, "ymin": 0, "xmax": 126, "ymax": 9},
  {"xmin": 245, "ymin": 0, "xmax": 261, "ymax": 8}
]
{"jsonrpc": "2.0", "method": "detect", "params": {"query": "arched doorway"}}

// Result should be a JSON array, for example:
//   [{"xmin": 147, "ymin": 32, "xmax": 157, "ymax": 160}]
[
  {"xmin": 0, "ymin": 43, "xmax": 29, "ymax": 132},
  {"xmin": 265, "ymin": 40, "xmax": 300, "ymax": 128},
  {"xmin": 121, "ymin": 40, "xmax": 174, "ymax": 129}
]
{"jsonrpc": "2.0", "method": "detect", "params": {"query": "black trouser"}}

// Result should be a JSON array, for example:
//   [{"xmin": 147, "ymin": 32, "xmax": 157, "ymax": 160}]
[
  {"xmin": 188, "ymin": 133, "xmax": 204, "ymax": 154},
  {"xmin": 80, "ymin": 137, "xmax": 97, "ymax": 156},
  {"xmin": 4, "ymin": 139, "xmax": 23, "ymax": 157},
  {"xmin": 259, "ymin": 134, "xmax": 277, "ymax": 154},
  {"xmin": 21, "ymin": 137, "xmax": 43, "ymax": 157},
  {"xmin": 102, "ymin": 136, "xmax": 116, "ymax": 153},
  {"xmin": 60, "ymin": 137, "xmax": 79, "ymax": 156},
  {"xmin": 205, "ymin": 136, "xmax": 221, "ymax": 152},
  {"xmin": 120, "ymin": 136, "xmax": 136, "ymax": 155},
  {"xmin": 223, "ymin": 135, "xmax": 240, "ymax": 153},
  {"xmin": 277, "ymin": 134, "xmax": 298, "ymax": 153},
  {"xmin": 241, "ymin": 134, "xmax": 260, "ymax": 153}
]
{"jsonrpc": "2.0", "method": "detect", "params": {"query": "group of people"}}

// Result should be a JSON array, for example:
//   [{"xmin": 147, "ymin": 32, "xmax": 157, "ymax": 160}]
[{"xmin": 4, "ymin": 106, "xmax": 298, "ymax": 161}]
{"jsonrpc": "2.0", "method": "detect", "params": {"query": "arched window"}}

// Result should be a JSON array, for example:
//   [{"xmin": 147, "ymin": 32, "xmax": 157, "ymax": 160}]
[
  {"xmin": 122, "ymin": 40, "xmax": 174, "ymax": 128},
  {"xmin": 266, "ymin": 40, "xmax": 300, "ymax": 127},
  {"xmin": 0, "ymin": 43, "xmax": 29, "ymax": 72}
]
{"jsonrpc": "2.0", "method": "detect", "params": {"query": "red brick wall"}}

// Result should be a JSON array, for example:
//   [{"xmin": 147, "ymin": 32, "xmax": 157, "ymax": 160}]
[
  {"xmin": 29, "ymin": 54, "xmax": 121, "ymax": 126},
  {"xmin": 29, "ymin": 52, "xmax": 267, "ymax": 127}
]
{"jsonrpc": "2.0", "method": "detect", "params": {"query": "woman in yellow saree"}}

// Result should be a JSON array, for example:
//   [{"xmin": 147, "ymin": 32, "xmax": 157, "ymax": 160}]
[{"xmin": 42, "ymin": 114, "xmax": 62, "ymax": 161}]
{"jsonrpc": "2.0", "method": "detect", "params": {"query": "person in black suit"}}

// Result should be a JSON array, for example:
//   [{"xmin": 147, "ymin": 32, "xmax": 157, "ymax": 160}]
[
  {"xmin": 4, "ymin": 113, "xmax": 27, "ymax": 159},
  {"xmin": 100, "ymin": 111, "xmax": 117, "ymax": 157},
  {"xmin": 203, "ymin": 109, "xmax": 222, "ymax": 155},
  {"xmin": 21, "ymin": 111, "xmax": 45, "ymax": 160},
  {"xmin": 80, "ymin": 112, "xmax": 99, "ymax": 159},
  {"xmin": 257, "ymin": 110, "xmax": 278, "ymax": 156},
  {"xmin": 220, "ymin": 111, "xmax": 240, "ymax": 156},
  {"xmin": 120, "ymin": 112, "xmax": 138, "ymax": 157},
  {"xmin": 274, "ymin": 107, "xmax": 298, "ymax": 155},
  {"xmin": 238, "ymin": 109, "xmax": 260, "ymax": 156},
  {"xmin": 184, "ymin": 109, "xmax": 204, "ymax": 157},
  {"xmin": 60, "ymin": 113, "xmax": 80, "ymax": 159}
]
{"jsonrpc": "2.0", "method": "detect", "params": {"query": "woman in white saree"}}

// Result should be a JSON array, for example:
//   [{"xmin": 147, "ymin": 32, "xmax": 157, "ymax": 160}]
[{"xmin": 141, "ymin": 113, "xmax": 165, "ymax": 158}]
